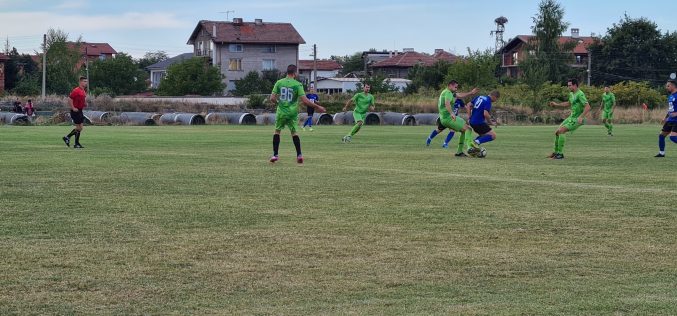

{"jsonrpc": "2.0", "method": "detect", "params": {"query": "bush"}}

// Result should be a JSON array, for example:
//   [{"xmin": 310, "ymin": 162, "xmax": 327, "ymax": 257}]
[{"xmin": 246, "ymin": 94, "xmax": 268, "ymax": 109}]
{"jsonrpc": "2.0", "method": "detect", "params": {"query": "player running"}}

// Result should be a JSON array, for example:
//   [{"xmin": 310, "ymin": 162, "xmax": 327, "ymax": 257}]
[
  {"xmin": 547, "ymin": 78, "xmax": 591, "ymax": 159},
  {"xmin": 302, "ymin": 86, "xmax": 320, "ymax": 131},
  {"xmin": 655, "ymin": 79, "xmax": 677, "ymax": 157},
  {"xmin": 426, "ymin": 80, "xmax": 478, "ymax": 157},
  {"xmin": 468, "ymin": 90, "xmax": 500, "ymax": 156},
  {"xmin": 269, "ymin": 65, "xmax": 326, "ymax": 164},
  {"xmin": 600, "ymin": 86, "xmax": 616, "ymax": 136},
  {"xmin": 342, "ymin": 84, "xmax": 375, "ymax": 143}
]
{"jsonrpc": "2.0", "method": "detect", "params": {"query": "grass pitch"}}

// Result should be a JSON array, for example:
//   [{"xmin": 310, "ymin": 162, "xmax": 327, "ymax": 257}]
[{"xmin": 0, "ymin": 124, "xmax": 676, "ymax": 314}]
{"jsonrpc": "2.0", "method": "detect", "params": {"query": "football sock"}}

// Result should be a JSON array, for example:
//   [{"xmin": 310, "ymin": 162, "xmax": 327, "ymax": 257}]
[
  {"xmin": 66, "ymin": 129, "xmax": 77, "ymax": 138},
  {"xmin": 427, "ymin": 130, "xmax": 439, "ymax": 145},
  {"xmin": 456, "ymin": 132, "xmax": 465, "ymax": 153},
  {"xmin": 74, "ymin": 131, "xmax": 81, "ymax": 145},
  {"xmin": 557, "ymin": 134, "xmax": 566, "ymax": 154},
  {"xmin": 475, "ymin": 134, "xmax": 493, "ymax": 145},
  {"xmin": 659, "ymin": 134, "xmax": 666, "ymax": 151},
  {"xmin": 554, "ymin": 134, "xmax": 560, "ymax": 153},
  {"xmin": 349, "ymin": 123, "xmax": 361, "ymax": 136},
  {"xmin": 463, "ymin": 130, "xmax": 474, "ymax": 150},
  {"xmin": 608, "ymin": 123, "xmax": 613, "ymax": 133},
  {"xmin": 292, "ymin": 135, "xmax": 302, "ymax": 156},
  {"xmin": 670, "ymin": 136, "xmax": 677, "ymax": 144},
  {"xmin": 444, "ymin": 131, "xmax": 455, "ymax": 145},
  {"xmin": 273, "ymin": 134, "xmax": 280, "ymax": 156}
]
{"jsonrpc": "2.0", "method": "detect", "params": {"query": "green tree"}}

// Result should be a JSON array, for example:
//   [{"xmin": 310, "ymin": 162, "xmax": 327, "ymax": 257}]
[
  {"xmin": 332, "ymin": 52, "xmax": 363, "ymax": 75},
  {"xmin": 356, "ymin": 74, "xmax": 397, "ymax": 94},
  {"xmin": 232, "ymin": 69, "xmax": 282, "ymax": 96},
  {"xmin": 445, "ymin": 49, "xmax": 500, "ymax": 89},
  {"xmin": 589, "ymin": 15, "xmax": 677, "ymax": 85},
  {"xmin": 157, "ymin": 57, "xmax": 224, "ymax": 96},
  {"xmin": 407, "ymin": 60, "xmax": 453, "ymax": 92},
  {"xmin": 12, "ymin": 74, "xmax": 41, "ymax": 96},
  {"xmin": 89, "ymin": 52, "xmax": 148, "ymax": 96},
  {"xmin": 521, "ymin": 0, "xmax": 576, "ymax": 84},
  {"xmin": 137, "ymin": 51, "xmax": 169, "ymax": 70},
  {"xmin": 4, "ymin": 47, "xmax": 39, "ymax": 91},
  {"xmin": 44, "ymin": 28, "xmax": 82, "ymax": 95}
]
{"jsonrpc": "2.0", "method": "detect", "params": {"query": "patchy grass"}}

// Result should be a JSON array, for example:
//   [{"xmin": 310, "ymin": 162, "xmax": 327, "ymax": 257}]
[{"xmin": 0, "ymin": 124, "xmax": 676, "ymax": 314}]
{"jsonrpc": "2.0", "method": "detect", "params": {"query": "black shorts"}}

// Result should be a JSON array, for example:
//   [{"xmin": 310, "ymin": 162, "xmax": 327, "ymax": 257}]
[
  {"xmin": 307, "ymin": 107, "xmax": 315, "ymax": 116},
  {"xmin": 436, "ymin": 118, "xmax": 446, "ymax": 131},
  {"xmin": 70, "ymin": 110, "xmax": 85, "ymax": 125},
  {"xmin": 470, "ymin": 123, "xmax": 492, "ymax": 135},
  {"xmin": 662, "ymin": 121, "xmax": 677, "ymax": 133}
]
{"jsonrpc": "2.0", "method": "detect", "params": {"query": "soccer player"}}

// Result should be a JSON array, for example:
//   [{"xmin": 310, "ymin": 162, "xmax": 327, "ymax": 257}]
[
  {"xmin": 600, "ymin": 86, "xmax": 616, "ymax": 136},
  {"xmin": 342, "ymin": 84, "xmax": 375, "ymax": 143},
  {"xmin": 269, "ymin": 65, "xmax": 326, "ymax": 164},
  {"xmin": 547, "ymin": 78, "xmax": 591, "ymax": 159},
  {"xmin": 302, "ymin": 86, "xmax": 320, "ymax": 131},
  {"xmin": 426, "ymin": 98, "xmax": 469, "ymax": 153},
  {"xmin": 468, "ymin": 91, "xmax": 500, "ymax": 154},
  {"xmin": 62, "ymin": 76, "xmax": 87, "ymax": 149},
  {"xmin": 655, "ymin": 79, "xmax": 677, "ymax": 157},
  {"xmin": 426, "ymin": 80, "xmax": 479, "ymax": 157}
]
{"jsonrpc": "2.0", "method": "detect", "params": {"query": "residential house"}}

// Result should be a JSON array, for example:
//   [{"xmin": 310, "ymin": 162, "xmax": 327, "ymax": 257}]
[
  {"xmin": 298, "ymin": 59, "xmax": 342, "ymax": 86},
  {"xmin": 187, "ymin": 18, "xmax": 305, "ymax": 93},
  {"xmin": 371, "ymin": 50, "xmax": 438, "ymax": 78},
  {"xmin": 498, "ymin": 28, "xmax": 595, "ymax": 78},
  {"xmin": 146, "ymin": 53, "xmax": 194, "ymax": 89},
  {"xmin": 0, "ymin": 53, "xmax": 8, "ymax": 93},
  {"xmin": 362, "ymin": 50, "xmax": 402, "ymax": 72},
  {"xmin": 315, "ymin": 77, "xmax": 411, "ymax": 94},
  {"xmin": 432, "ymin": 49, "xmax": 459, "ymax": 63},
  {"xmin": 67, "ymin": 42, "xmax": 117, "ymax": 69}
]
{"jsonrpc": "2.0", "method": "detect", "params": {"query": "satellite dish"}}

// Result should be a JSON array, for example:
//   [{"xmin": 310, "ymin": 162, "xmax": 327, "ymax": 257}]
[{"xmin": 670, "ymin": 73, "xmax": 676, "ymax": 80}]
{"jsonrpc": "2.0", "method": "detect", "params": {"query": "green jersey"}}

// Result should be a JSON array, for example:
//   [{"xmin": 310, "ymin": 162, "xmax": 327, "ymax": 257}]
[
  {"xmin": 438, "ymin": 88, "xmax": 455, "ymax": 121},
  {"xmin": 602, "ymin": 92, "xmax": 615, "ymax": 112},
  {"xmin": 351, "ymin": 92, "xmax": 375, "ymax": 114},
  {"xmin": 568, "ymin": 89, "xmax": 588, "ymax": 118},
  {"xmin": 272, "ymin": 77, "xmax": 306, "ymax": 116}
]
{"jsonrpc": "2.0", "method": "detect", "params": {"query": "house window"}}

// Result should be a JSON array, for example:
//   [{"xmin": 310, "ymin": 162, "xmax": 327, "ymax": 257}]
[
  {"xmin": 198, "ymin": 42, "xmax": 204, "ymax": 55},
  {"xmin": 262, "ymin": 59, "xmax": 275, "ymax": 70},
  {"xmin": 512, "ymin": 52, "xmax": 519, "ymax": 65},
  {"xmin": 229, "ymin": 44, "xmax": 244, "ymax": 53},
  {"xmin": 99, "ymin": 54, "xmax": 106, "ymax": 61},
  {"xmin": 264, "ymin": 45, "xmax": 276, "ymax": 53},
  {"xmin": 229, "ymin": 59, "xmax": 242, "ymax": 71},
  {"xmin": 576, "ymin": 55, "xmax": 582, "ymax": 64}
]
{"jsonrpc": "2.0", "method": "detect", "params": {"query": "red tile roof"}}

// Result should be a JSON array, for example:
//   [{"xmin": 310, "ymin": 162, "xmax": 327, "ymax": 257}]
[
  {"xmin": 188, "ymin": 20, "xmax": 305, "ymax": 44},
  {"xmin": 514, "ymin": 35, "xmax": 595, "ymax": 54},
  {"xmin": 432, "ymin": 50, "xmax": 459, "ymax": 63},
  {"xmin": 371, "ymin": 51, "xmax": 437, "ymax": 68},
  {"xmin": 67, "ymin": 42, "xmax": 117, "ymax": 57},
  {"xmin": 298, "ymin": 59, "xmax": 342, "ymax": 71}
]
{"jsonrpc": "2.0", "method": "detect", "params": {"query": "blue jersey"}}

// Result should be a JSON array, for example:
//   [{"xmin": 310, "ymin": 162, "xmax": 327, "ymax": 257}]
[
  {"xmin": 306, "ymin": 93, "xmax": 319, "ymax": 115},
  {"xmin": 469, "ymin": 95, "xmax": 492, "ymax": 125},
  {"xmin": 668, "ymin": 92, "xmax": 677, "ymax": 123},
  {"xmin": 453, "ymin": 99, "xmax": 465, "ymax": 116}
]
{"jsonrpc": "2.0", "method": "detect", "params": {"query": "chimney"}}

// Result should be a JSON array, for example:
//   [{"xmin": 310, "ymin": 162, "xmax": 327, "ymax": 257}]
[
  {"xmin": 212, "ymin": 24, "xmax": 217, "ymax": 37},
  {"xmin": 233, "ymin": 17, "xmax": 243, "ymax": 25},
  {"xmin": 571, "ymin": 28, "xmax": 580, "ymax": 38},
  {"xmin": 255, "ymin": 18, "xmax": 263, "ymax": 25}
]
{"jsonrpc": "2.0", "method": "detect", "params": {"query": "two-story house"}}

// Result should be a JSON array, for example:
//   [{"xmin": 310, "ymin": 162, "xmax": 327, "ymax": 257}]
[
  {"xmin": 187, "ymin": 18, "xmax": 305, "ymax": 93},
  {"xmin": 298, "ymin": 59, "xmax": 342, "ymax": 86},
  {"xmin": 498, "ymin": 28, "xmax": 595, "ymax": 78}
]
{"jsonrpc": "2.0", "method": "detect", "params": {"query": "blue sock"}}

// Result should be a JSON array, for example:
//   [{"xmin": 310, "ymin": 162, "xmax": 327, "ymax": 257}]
[
  {"xmin": 444, "ymin": 131, "xmax": 455, "ymax": 144},
  {"xmin": 475, "ymin": 134, "xmax": 494, "ymax": 145},
  {"xmin": 671, "ymin": 136, "xmax": 677, "ymax": 144},
  {"xmin": 427, "ymin": 130, "xmax": 439, "ymax": 145},
  {"xmin": 659, "ymin": 135, "xmax": 666, "ymax": 151}
]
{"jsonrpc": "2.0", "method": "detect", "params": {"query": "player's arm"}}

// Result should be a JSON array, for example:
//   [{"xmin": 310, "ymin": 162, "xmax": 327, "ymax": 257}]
[
  {"xmin": 579, "ymin": 102, "xmax": 591, "ymax": 123},
  {"xmin": 549, "ymin": 101, "xmax": 570, "ymax": 108},
  {"xmin": 483, "ymin": 110, "xmax": 493, "ymax": 124},
  {"xmin": 342, "ymin": 97, "xmax": 354, "ymax": 112},
  {"xmin": 369, "ymin": 96, "xmax": 375, "ymax": 112},
  {"xmin": 456, "ymin": 88, "xmax": 479, "ymax": 99},
  {"xmin": 301, "ymin": 95, "xmax": 326, "ymax": 113},
  {"xmin": 611, "ymin": 96, "xmax": 616, "ymax": 113},
  {"xmin": 445, "ymin": 98, "xmax": 456, "ymax": 120},
  {"xmin": 270, "ymin": 82, "xmax": 280, "ymax": 106},
  {"xmin": 69, "ymin": 95, "xmax": 79, "ymax": 112},
  {"xmin": 466, "ymin": 101, "xmax": 472, "ymax": 118}
]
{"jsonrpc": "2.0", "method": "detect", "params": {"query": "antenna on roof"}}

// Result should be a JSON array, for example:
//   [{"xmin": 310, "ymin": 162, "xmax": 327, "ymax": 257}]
[
  {"xmin": 490, "ymin": 16, "xmax": 508, "ymax": 52},
  {"xmin": 218, "ymin": 10, "xmax": 235, "ymax": 20}
]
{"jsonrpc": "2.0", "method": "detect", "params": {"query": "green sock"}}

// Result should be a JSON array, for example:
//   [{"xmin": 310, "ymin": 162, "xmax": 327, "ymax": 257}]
[
  {"xmin": 554, "ymin": 135, "xmax": 560, "ymax": 153},
  {"xmin": 557, "ymin": 134, "xmax": 566, "ymax": 154},
  {"xmin": 463, "ymin": 130, "xmax": 473, "ymax": 150},
  {"xmin": 457, "ymin": 131, "xmax": 465, "ymax": 153},
  {"xmin": 608, "ymin": 123, "xmax": 613, "ymax": 133},
  {"xmin": 349, "ymin": 123, "xmax": 361, "ymax": 136}
]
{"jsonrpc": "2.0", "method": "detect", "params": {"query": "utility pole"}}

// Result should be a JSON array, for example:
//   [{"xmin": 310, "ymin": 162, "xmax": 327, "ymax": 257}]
[
  {"xmin": 312, "ymin": 44, "xmax": 317, "ymax": 88},
  {"xmin": 41, "ymin": 34, "xmax": 46, "ymax": 99},
  {"xmin": 85, "ymin": 46, "xmax": 89, "ymax": 95},
  {"xmin": 587, "ymin": 50, "xmax": 592, "ymax": 86}
]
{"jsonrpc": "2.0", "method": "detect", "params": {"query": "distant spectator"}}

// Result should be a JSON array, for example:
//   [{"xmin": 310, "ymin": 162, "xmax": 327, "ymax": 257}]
[
  {"xmin": 24, "ymin": 99, "xmax": 34, "ymax": 116},
  {"xmin": 13, "ymin": 100, "xmax": 23, "ymax": 113}
]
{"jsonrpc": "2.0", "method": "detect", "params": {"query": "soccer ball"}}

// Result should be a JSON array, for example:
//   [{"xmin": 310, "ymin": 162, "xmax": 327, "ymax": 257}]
[{"xmin": 477, "ymin": 147, "xmax": 487, "ymax": 158}]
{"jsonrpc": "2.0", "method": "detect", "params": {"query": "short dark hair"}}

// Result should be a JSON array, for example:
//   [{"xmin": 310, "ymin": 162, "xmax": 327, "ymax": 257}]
[
  {"xmin": 668, "ymin": 80, "xmax": 677, "ymax": 87},
  {"xmin": 567, "ymin": 78, "xmax": 579, "ymax": 86},
  {"xmin": 448, "ymin": 80, "xmax": 458, "ymax": 86},
  {"xmin": 490, "ymin": 90, "xmax": 500, "ymax": 98},
  {"xmin": 286, "ymin": 65, "xmax": 297, "ymax": 75},
  {"xmin": 79, "ymin": 76, "xmax": 87, "ymax": 81}
]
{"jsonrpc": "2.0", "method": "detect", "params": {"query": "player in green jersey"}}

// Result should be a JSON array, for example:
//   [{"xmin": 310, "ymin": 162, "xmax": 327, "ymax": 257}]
[
  {"xmin": 342, "ymin": 84, "xmax": 375, "ymax": 143},
  {"xmin": 547, "ymin": 78, "xmax": 591, "ymax": 159},
  {"xmin": 600, "ymin": 86, "xmax": 616, "ymax": 136},
  {"xmin": 427, "ymin": 80, "xmax": 479, "ymax": 156},
  {"xmin": 269, "ymin": 65, "xmax": 326, "ymax": 164}
]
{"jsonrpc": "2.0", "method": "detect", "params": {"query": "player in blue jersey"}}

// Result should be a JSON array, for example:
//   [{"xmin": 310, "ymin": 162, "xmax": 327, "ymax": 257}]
[
  {"xmin": 655, "ymin": 79, "xmax": 677, "ymax": 157},
  {"xmin": 302, "ymin": 86, "xmax": 320, "ymax": 131},
  {"xmin": 467, "ymin": 91, "xmax": 500, "ymax": 155}
]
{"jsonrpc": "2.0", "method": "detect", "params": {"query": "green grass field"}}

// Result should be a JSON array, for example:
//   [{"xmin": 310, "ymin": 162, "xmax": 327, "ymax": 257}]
[{"xmin": 1, "ymin": 124, "xmax": 676, "ymax": 314}]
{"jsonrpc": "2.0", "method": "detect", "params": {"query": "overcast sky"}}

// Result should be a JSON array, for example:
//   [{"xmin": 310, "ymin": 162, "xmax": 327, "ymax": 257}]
[{"xmin": 0, "ymin": 0, "xmax": 674, "ymax": 59}]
